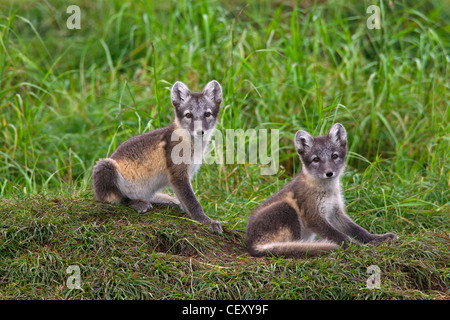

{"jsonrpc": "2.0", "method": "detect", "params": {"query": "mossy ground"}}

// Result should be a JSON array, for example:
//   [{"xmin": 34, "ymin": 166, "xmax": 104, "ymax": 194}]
[{"xmin": 1, "ymin": 194, "xmax": 448, "ymax": 299}]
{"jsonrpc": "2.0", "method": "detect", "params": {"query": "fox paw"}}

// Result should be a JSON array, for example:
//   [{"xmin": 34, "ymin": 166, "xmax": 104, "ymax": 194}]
[
  {"xmin": 207, "ymin": 220, "xmax": 223, "ymax": 233},
  {"xmin": 371, "ymin": 233, "xmax": 399, "ymax": 245},
  {"xmin": 380, "ymin": 233, "xmax": 398, "ymax": 241},
  {"xmin": 130, "ymin": 199, "xmax": 153, "ymax": 213}
]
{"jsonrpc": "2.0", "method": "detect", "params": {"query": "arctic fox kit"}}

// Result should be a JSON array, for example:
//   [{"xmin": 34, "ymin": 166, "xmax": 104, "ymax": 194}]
[
  {"xmin": 92, "ymin": 80, "xmax": 223, "ymax": 232},
  {"xmin": 245, "ymin": 123, "xmax": 398, "ymax": 258}
]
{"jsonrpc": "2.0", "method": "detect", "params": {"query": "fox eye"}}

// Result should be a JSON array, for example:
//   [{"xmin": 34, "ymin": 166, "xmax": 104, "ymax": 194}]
[
  {"xmin": 185, "ymin": 113, "xmax": 192, "ymax": 119},
  {"xmin": 332, "ymin": 154, "xmax": 339, "ymax": 159},
  {"xmin": 204, "ymin": 112, "xmax": 212, "ymax": 118},
  {"xmin": 312, "ymin": 157, "xmax": 320, "ymax": 163}
]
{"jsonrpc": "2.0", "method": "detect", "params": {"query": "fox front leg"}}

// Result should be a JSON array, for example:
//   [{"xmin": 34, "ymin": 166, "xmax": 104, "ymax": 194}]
[
  {"xmin": 331, "ymin": 208, "xmax": 398, "ymax": 244},
  {"xmin": 169, "ymin": 175, "xmax": 222, "ymax": 233}
]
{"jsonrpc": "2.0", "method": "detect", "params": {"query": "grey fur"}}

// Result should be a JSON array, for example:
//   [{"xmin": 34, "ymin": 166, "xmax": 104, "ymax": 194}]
[
  {"xmin": 92, "ymin": 80, "xmax": 223, "ymax": 233},
  {"xmin": 245, "ymin": 123, "xmax": 398, "ymax": 258}
]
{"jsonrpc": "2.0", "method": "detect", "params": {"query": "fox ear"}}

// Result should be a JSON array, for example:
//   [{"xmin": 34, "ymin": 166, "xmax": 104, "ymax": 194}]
[
  {"xmin": 295, "ymin": 130, "xmax": 314, "ymax": 154},
  {"xmin": 203, "ymin": 80, "xmax": 222, "ymax": 106},
  {"xmin": 328, "ymin": 123, "xmax": 347, "ymax": 146},
  {"xmin": 171, "ymin": 81, "xmax": 191, "ymax": 108}
]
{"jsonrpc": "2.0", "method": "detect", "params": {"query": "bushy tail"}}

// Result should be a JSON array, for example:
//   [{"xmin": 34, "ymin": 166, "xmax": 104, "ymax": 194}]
[
  {"xmin": 92, "ymin": 158, "xmax": 121, "ymax": 203},
  {"xmin": 249, "ymin": 241, "xmax": 339, "ymax": 258}
]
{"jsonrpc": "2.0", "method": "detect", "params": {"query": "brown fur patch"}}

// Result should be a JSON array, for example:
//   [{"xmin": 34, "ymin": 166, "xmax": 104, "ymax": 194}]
[
  {"xmin": 104, "ymin": 193, "xmax": 120, "ymax": 204},
  {"xmin": 283, "ymin": 191, "xmax": 300, "ymax": 214},
  {"xmin": 114, "ymin": 145, "xmax": 168, "ymax": 181},
  {"xmin": 261, "ymin": 227, "xmax": 293, "ymax": 244}
]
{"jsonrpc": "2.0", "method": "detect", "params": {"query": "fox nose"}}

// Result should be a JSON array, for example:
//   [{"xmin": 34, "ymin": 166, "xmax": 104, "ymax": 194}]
[
  {"xmin": 326, "ymin": 171, "xmax": 333, "ymax": 177},
  {"xmin": 195, "ymin": 129, "xmax": 204, "ymax": 136}
]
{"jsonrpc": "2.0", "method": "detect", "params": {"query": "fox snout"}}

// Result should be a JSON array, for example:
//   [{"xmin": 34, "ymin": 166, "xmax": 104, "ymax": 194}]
[
  {"xmin": 192, "ymin": 121, "xmax": 208, "ymax": 137},
  {"xmin": 194, "ymin": 125, "xmax": 205, "ymax": 136},
  {"xmin": 323, "ymin": 166, "xmax": 340, "ymax": 179}
]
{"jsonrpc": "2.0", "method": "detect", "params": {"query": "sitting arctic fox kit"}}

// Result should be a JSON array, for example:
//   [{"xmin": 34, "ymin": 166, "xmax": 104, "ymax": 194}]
[
  {"xmin": 92, "ymin": 80, "xmax": 223, "ymax": 233},
  {"xmin": 245, "ymin": 123, "xmax": 398, "ymax": 258}
]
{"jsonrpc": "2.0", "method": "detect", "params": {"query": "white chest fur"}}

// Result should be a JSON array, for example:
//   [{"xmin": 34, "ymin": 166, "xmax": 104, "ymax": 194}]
[
  {"xmin": 116, "ymin": 172, "xmax": 169, "ymax": 200},
  {"xmin": 318, "ymin": 182, "xmax": 345, "ymax": 220},
  {"xmin": 320, "ymin": 193, "xmax": 344, "ymax": 218}
]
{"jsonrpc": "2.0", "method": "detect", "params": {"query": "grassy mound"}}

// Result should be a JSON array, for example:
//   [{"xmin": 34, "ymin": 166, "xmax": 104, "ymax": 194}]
[{"xmin": 1, "ymin": 194, "xmax": 448, "ymax": 299}]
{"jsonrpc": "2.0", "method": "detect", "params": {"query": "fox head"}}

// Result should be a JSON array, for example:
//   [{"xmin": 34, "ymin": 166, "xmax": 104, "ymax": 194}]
[
  {"xmin": 294, "ymin": 123, "xmax": 347, "ymax": 180},
  {"xmin": 171, "ymin": 80, "xmax": 222, "ymax": 139}
]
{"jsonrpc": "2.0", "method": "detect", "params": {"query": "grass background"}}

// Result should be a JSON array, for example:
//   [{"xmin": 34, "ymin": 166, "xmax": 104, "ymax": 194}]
[{"xmin": 0, "ymin": 0, "xmax": 449, "ymax": 299}]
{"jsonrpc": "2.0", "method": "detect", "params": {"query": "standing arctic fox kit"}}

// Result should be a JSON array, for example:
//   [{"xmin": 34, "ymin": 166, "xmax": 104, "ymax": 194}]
[
  {"xmin": 92, "ymin": 80, "xmax": 223, "ymax": 233},
  {"xmin": 246, "ymin": 123, "xmax": 398, "ymax": 258}
]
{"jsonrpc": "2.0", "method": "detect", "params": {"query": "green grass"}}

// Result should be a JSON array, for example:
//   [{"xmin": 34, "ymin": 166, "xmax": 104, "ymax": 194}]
[
  {"xmin": 1, "ymin": 194, "xmax": 448, "ymax": 299},
  {"xmin": 0, "ymin": 0, "xmax": 449, "ymax": 299}
]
